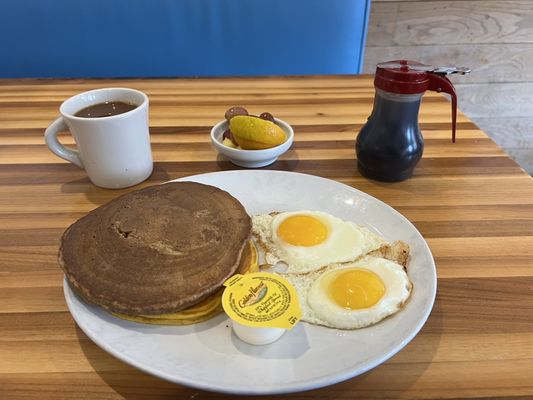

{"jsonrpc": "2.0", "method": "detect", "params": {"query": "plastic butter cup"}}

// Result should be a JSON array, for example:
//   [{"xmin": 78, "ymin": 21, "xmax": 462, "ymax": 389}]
[
  {"xmin": 231, "ymin": 321, "xmax": 285, "ymax": 345},
  {"xmin": 222, "ymin": 272, "xmax": 302, "ymax": 346}
]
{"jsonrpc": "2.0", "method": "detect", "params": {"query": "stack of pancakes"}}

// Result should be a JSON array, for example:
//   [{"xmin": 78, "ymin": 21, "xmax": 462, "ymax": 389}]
[{"xmin": 59, "ymin": 182, "xmax": 257, "ymax": 325}]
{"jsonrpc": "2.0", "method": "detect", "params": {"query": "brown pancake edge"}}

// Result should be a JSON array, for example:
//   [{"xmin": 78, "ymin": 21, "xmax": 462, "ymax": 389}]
[{"xmin": 59, "ymin": 181, "xmax": 251, "ymax": 315}]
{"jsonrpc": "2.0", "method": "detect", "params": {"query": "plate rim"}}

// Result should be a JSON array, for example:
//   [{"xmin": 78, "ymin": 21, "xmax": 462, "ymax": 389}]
[{"xmin": 64, "ymin": 170, "xmax": 437, "ymax": 395}]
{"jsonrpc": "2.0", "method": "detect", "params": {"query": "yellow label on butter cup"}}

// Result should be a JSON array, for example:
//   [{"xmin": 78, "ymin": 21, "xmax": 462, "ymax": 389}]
[{"xmin": 222, "ymin": 272, "xmax": 302, "ymax": 329}]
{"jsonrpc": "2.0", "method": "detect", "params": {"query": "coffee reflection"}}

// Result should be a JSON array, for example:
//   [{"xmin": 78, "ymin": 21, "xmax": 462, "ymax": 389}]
[{"xmin": 75, "ymin": 101, "xmax": 137, "ymax": 118}]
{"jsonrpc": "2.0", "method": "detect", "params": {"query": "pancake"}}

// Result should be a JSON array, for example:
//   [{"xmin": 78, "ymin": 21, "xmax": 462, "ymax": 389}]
[
  {"xmin": 111, "ymin": 240, "xmax": 259, "ymax": 325},
  {"xmin": 59, "ymin": 181, "xmax": 251, "ymax": 316}
]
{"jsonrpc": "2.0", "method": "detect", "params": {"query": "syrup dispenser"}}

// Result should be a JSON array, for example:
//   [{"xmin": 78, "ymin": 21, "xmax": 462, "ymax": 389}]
[{"xmin": 356, "ymin": 60, "xmax": 470, "ymax": 182}]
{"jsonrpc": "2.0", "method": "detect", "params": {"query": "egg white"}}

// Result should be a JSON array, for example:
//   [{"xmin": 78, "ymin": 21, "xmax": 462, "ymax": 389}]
[
  {"xmin": 252, "ymin": 211, "xmax": 386, "ymax": 274},
  {"xmin": 285, "ymin": 256, "xmax": 412, "ymax": 329}
]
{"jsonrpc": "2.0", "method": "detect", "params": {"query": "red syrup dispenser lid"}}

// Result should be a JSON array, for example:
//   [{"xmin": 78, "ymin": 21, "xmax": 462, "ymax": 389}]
[{"xmin": 375, "ymin": 60, "xmax": 470, "ymax": 143}]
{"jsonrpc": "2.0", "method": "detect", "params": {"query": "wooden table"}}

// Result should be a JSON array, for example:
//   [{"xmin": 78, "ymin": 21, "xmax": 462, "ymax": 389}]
[{"xmin": 1, "ymin": 76, "xmax": 532, "ymax": 399}]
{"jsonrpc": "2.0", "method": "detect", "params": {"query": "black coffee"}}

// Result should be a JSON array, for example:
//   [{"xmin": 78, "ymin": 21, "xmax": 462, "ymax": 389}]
[{"xmin": 75, "ymin": 101, "xmax": 137, "ymax": 118}]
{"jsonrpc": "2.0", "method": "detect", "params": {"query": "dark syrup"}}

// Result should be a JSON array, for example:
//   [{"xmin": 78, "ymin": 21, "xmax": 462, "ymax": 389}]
[{"xmin": 356, "ymin": 92, "xmax": 424, "ymax": 182}]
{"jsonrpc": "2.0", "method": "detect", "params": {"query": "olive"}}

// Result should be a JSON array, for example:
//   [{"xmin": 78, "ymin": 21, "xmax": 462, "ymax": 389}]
[
  {"xmin": 225, "ymin": 106, "xmax": 248, "ymax": 121},
  {"xmin": 259, "ymin": 112, "xmax": 275, "ymax": 122},
  {"xmin": 222, "ymin": 129, "xmax": 238, "ymax": 146}
]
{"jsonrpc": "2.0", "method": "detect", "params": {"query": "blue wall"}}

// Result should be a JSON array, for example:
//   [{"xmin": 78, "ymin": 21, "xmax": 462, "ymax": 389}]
[{"xmin": 1, "ymin": 0, "xmax": 371, "ymax": 78}]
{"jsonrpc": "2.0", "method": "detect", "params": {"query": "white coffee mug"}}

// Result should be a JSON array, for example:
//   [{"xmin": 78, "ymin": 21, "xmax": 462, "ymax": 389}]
[{"xmin": 45, "ymin": 87, "xmax": 153, "ymax": 189}]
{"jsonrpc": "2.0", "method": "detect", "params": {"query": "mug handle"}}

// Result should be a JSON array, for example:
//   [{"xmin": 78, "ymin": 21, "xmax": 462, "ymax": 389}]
[{"xmin": 44, "ymin": 117, "xmax": 84, "ymax": 168}]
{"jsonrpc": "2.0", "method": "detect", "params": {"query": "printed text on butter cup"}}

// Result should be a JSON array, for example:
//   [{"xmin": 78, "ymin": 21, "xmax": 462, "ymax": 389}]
[{"xmin": 222, "ymin": 272, "xmax": 302, "ymax": 329}]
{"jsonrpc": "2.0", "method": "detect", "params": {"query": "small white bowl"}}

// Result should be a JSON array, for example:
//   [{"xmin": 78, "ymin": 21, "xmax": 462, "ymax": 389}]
[{"xmin": 210, "ymin": 118, "xmax": 294, "ymax": 168}]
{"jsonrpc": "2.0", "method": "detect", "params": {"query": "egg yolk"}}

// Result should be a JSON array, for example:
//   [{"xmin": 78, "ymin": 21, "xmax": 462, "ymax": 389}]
[
  {"xmin": 277, "ymin": 215, "xmax": 328, "ymax": 247},
  {"xmin": 329, "ymin": 269, "xmax": 385, "ymax": 310}
]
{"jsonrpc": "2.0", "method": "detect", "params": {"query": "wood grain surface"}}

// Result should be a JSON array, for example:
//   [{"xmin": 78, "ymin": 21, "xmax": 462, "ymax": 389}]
[
  {"xmin": 365, "ymin": 0, "xmax": 533, "ymax": 174},
  {"xmin": 367, "ymin": 0, "xmax": 533, "ymax": 46},
  {"xmin": 1, "ymin": 76, "xmax": 533, "ymax": 400}
]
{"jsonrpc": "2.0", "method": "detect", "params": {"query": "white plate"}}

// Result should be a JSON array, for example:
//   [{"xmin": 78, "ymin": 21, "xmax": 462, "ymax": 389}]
[{"xmin": 64, "ymin": 170, "xmax": 436, "ymax": 395}]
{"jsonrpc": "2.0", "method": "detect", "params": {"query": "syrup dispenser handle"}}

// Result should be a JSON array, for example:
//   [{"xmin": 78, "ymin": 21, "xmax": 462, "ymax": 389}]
[{"xmin": 428, "ymin": 74, "xmax": 458, "ymax": 143}]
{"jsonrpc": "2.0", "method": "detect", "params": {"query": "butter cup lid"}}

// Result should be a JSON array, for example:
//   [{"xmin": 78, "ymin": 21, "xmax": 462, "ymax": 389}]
[{"xmin": 222, "ymin": 272, "xmax": 302, "ymax": 330}]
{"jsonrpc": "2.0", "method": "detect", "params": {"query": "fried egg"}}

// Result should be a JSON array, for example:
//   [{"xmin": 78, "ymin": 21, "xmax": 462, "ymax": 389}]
[
  {"xmin": 252, "ymin": 211, "xmax": 386, "ymax": 274},
  {"xmin": 285, "ymin": 256, "xmax": 412, "ymax": 329}
]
